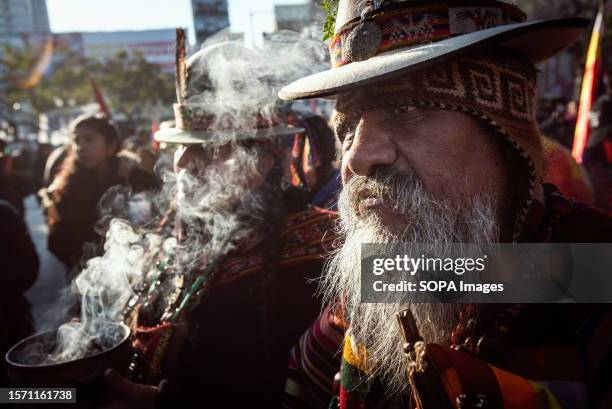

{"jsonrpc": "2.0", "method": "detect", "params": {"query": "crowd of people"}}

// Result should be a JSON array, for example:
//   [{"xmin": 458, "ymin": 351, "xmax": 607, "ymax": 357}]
[
  {"xmin": 539, "ymin": 88, "xmax": 612, "ymax": 210},
  {"xmin": 0, "ymin": 1, "xmax": 611, "ymax": 408}
]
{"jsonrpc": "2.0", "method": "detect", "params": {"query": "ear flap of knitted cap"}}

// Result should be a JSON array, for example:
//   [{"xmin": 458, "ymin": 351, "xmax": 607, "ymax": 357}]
[{"xmin": 334, "ymin": 49, "xmax": 544, "ymax": 239}]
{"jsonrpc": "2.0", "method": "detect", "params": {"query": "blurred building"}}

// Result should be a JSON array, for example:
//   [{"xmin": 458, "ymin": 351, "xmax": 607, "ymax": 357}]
[
  {"xmin": 191, "ymin": 0, "xmax": 230, "ymax": 46},
  {"xmin": 80, "ymin": 29, "xmax": 177, "ymax": 73},
  {"xmin": 10, "ymin": 105, "xmax": 39, "ymax": 142},
  {"xmin": 52, "ymin": 33, "xmax": 85, "ymax": 56},
  {"xmin": 0, "ymin": 96, "xmax": 11, "ymax": 130},
  {"xmin": 49, "ymin": 33, "xmax": 85, "ymax": 71},
  {"xmin": 0, "ymin": 0, "xmax": 50, "ymax": 36},
  {"xmin": 0, "ymin": 0, "xmax": 51, "ymax": 91},
  {"xmin": 0, "ymin": 98, "xmax": 39, "ymax": 142},
  {"xmin": 274, "ymin": 1, "xmax": 325, "ymax": 32},
  {"xmin": 15, "ymin": 30, "xmax": 176, "ymax": 74}
]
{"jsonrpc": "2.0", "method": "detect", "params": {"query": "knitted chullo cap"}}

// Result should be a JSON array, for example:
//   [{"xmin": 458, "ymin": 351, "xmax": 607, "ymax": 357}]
[{"xmin": 335, "ymin": 49, "xmax": 542, "ymax": 239}]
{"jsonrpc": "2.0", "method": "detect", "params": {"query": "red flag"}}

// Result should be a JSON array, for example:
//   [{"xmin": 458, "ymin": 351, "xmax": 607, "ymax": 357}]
[
  {"xmin": 151, "ymin": 119, "xmax": 160, "ymax": 151},
  {"xmin": 86, "ymin": 73, "xmax": 111, "ymax": 119},
  {"xmin": 572, "ymin": 3, "xmax": 605, "ymax": 163}
]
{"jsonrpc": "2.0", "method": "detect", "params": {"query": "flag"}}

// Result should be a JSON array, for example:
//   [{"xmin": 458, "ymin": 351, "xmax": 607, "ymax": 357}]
[
  {"xmin": 86, "ymin": 73, "xmax": 111, "ymax": 119},
  {"xmin": 572, "ymin": 2, "xmax": 605, "ymax": 163},
  {"xmin": 151, "ymin": 119, "xmax": 160, "ymax": 151}
]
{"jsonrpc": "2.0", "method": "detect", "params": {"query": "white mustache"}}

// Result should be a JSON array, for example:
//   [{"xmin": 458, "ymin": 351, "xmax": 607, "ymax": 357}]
[{"xmin": 320, "ymin": 170, "xmax": 500, "ymax": 395}]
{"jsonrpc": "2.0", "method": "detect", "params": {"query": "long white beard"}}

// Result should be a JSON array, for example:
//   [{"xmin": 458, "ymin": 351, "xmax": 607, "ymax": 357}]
[
  {"xmin": 321, "ymin": 167, "xmax": 499, "ymax": 394},
  {"xmin": 173, "ymin": 144, "xmax": 272, "ymax": 270}
]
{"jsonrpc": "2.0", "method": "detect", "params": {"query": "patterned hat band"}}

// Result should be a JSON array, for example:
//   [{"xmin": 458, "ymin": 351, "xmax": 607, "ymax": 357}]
[
  {"xmin": 331, "ymin": 0, "xmax": 526, "ymax": 67},
  {"xmin": 336, "ymin": 50, "xmax": 538, "ymax": 125},
  {"xmin": 173, "ymin": 103, "xmax": 279, "ymax": 132}
]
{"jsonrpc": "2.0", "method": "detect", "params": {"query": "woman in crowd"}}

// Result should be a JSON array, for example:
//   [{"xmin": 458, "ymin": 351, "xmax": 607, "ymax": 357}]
[{"xmin": 40, "ymin": 114, "xmax": 158, "ymax": 269}]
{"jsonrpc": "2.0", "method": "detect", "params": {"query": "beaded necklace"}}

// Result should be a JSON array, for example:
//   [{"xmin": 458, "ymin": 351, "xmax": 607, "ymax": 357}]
[{"xmin": 125, "ymin": 238, "xmax": 233, "ymax": 382}]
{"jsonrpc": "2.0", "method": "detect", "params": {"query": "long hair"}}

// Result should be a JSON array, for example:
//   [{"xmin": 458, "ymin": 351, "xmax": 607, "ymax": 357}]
[{"xmin": 48, "ymin": 115, "xmax": 120, "ymax": 226}]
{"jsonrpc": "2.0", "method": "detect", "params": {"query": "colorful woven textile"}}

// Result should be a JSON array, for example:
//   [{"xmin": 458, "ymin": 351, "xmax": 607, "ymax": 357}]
[
  {"xmin": 131, "ymin": 205, "xmax": 338, "ymax": 395},
  {"xmin": 214, "ymin": 206, "xmax": 338, "ymax": 285},
  {"xmin": 284, "ymin": 307, "xmax": 346, "ymax": 409},
  {"xmin": 284, "ymin": 189, "xmax": 612, "ymax": 409},
  {"xmin": 330, "ymin": 0, "xmax": 526, "ymax": 68}
]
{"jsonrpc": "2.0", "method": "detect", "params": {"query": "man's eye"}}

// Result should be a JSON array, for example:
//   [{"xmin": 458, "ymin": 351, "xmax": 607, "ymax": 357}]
[
  {"xmin": 390, "ymin": 105, "xmax": 425, "ymax": 123},
  {"xmin": 338, "ymin": 120, "xmax": 358, "ymax": 144},
  {"xmin": 393, "ymin": 105, "xmax": 417, "ymax": 115},
  {"xmin": 342, "ymin": 130, "xmax": 355, "ymax": 146}
]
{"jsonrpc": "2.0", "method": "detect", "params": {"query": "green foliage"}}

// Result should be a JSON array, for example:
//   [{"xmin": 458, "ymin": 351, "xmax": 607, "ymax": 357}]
[
  {"xmin": 321, "ymin": 0, "xmax": 339, "ymax": 41},
  {"xmin": 0, "ymin": 41, "xmax": 175, "ymax": 120},
  {"xmin": 90, "ymin": 51, "xmax": 175, "ymax": 120},
  {"xmin": 0, "ymin": 42, "xmax": 85, "ymax": 113}
]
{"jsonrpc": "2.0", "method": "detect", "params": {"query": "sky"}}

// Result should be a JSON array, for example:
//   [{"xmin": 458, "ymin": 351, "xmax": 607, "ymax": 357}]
[{"xmin": 46, "ymin": 0, "xmax": 309, "ymax": 46}]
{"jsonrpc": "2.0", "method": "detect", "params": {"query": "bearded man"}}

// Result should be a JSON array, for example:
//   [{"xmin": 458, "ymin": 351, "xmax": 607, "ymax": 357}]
[
  {"xmin": 279, "ymin": 1, "xmax": 612, "ymax": 408},
  {"xmin": 99, "ymin": 34, "xmax": 336, "ymax": 409}
]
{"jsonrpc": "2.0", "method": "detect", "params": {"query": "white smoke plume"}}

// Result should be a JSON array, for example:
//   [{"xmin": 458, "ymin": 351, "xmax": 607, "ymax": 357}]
[{"xmin": 19, "ymin": 27, "xmax": 330, "ymax": 365}]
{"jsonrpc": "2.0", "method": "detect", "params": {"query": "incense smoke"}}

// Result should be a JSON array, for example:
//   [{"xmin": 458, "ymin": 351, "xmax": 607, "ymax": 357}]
[{"xmin": 20, "ymin": 28, "xmax": 329, "ymax": 365}]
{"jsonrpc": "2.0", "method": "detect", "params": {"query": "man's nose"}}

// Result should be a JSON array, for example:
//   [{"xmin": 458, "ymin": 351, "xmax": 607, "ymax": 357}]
[{"xmin": 344, "ymin": 117, "xmax": 397, "ymax": 177}]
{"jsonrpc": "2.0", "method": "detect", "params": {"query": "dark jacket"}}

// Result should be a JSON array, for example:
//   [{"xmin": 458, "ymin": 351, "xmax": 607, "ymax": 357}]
[
  {"xmin": 42, "ymin": 155, "xmax": 159, "ymax": 268},
  {"xmin": 131, "ymin": 207, "xmax": 337, "ymax": 409},
  {"xmin": 283, "ymin": 185, "xmax": 612, "ymax": 409},
  {"xmin": 0, "ymin": 199, "xmax": 39, "ymax": 385}
]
